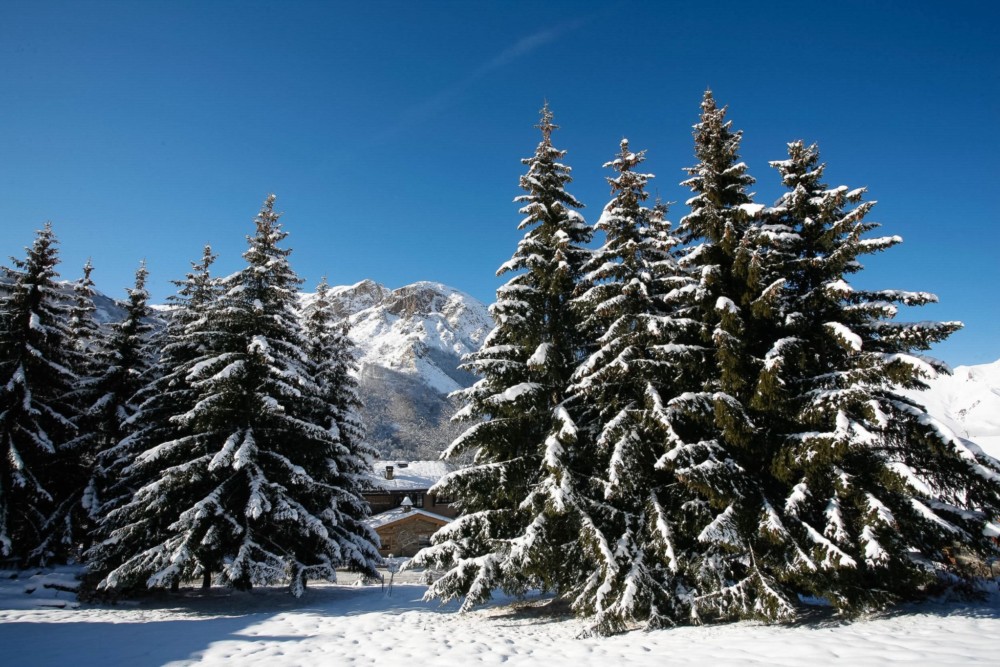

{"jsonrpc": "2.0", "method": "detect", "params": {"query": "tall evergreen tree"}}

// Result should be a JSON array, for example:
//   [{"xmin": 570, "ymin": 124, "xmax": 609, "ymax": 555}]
[
  {"xmin": 82, "ymin": 262, "xmax": 156, "ymax": 523},
  {"xmin": 66, "ymin": 259, "xmax": 104, "ymax": 522},
  {"xmin": 86, "ymin": 245, "xmax": 220, "ymax": 592},
  {"xmin": 568, "ymin": 139, "xmax": 698, "ymax": 632},
  {"xmin": 413, "ymin": 104, "xmax": 593, "ymax": 608},
  {"xmin": 645, "ymin": 99, "xmax": 1000, "ymax": 625},
  {"xmin": 300, "ymin": 278, "xmax": 381, "ymax": 594},
  {"xmin": 652, "ymin": 90, "xmax": 802, "ymax": 622},
  {"xmin": 66, "ymin": 259, "xmax": 101, "ymax": 358},
  {"xmin": 0, "ymin": 224, "xmax": 81, "ymax": 564},
  {"xmin": 302, "ymin": 278, "xmax": 372, "ymax": 484},
  {"xmin": 752, "ymin": 140, "xmax": 1000, "ymax": 613},
  {"xmin": 88, "ymin": 196, "xmax": 380, "ymax": 596}
]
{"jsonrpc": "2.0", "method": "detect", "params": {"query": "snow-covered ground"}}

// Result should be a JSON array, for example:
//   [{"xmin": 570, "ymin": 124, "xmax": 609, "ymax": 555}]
[
  {"xmin": 4, "ymin": 358, "xmax": 1000, "ymax": 665},
  {"xmin": 2, "ymin": 568, "xmax": 999, "ymax": 666}
]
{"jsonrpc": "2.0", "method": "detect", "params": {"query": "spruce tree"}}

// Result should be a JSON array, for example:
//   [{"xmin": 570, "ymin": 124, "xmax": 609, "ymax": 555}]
[
  {"xmin": 88, "ymin": 197, "xmax": 379, "ymax": 596},
  {"xmin": 568, "ymin": 140, "xmax": 698, "ymax": 632},
  {"xmin": 302, "ymin": 278, "xmax": 372, "ymax": 486},
  {"xmin": 85, "ymin": 245, "xmax": 220, "ymax": 593},
  {"xmin": 67, "ymin": 259, "xmax": 104, "ymax": 523},
  {"xmin": 413, "ymin": 104, "xmax": 593, "ymax": 608},
  {"xmin": 66, "ymin": 259, "xmax": 101, "ymax": 358},
  {"xmin": 755, "ymin": 140, "xmax": 1000, "ymax": 613},
  {"xmin": 82, "ymin": 262, "xmax": 156, "ymax": 523},
  {"xmin": 300, "ymin": 278, "xmax": 381, "ymax": 595},
  {"xmin": 656, "ymin": 90, "xmax": 801, "ymax": 621},
  {"xmin": 0, "ymin": 224, "xmax": 81, "ymax": 564}
]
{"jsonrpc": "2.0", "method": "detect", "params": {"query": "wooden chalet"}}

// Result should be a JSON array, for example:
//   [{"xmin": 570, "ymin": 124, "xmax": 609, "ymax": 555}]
[
  {"xmin": 362, "ymin": 460, "xmax": 459, "ymax": 519},
  {"xmin": 363, "ymin": 497, "xmax": 451, "ymax": 557}
]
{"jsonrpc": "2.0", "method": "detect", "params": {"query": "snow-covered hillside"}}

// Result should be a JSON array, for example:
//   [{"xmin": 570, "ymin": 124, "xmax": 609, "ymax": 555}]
[{"xmin": 902, "ymin": 359, "xmax": 1000, "ymax": 459}]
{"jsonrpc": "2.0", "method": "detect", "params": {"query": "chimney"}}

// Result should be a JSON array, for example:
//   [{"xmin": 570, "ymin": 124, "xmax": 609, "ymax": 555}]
[
  {"xmin": 401, "ymin": 496, "xmax": 413, "ymax": 513},
  {"xmin": 385, "ymin": 465, "xmax": 394, "ymax": 480}
]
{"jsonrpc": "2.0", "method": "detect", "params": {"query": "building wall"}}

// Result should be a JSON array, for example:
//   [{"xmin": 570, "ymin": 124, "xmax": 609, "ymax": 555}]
[{"xmin": 375, "ymin": 514, "xmax": 449, "ymax": 557}]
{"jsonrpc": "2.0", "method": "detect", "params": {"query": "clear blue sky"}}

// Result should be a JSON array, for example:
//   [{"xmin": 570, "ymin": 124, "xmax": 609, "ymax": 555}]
[{"xmin": 1, "ymin": 0, "xmax": 997, "ymax": 366}]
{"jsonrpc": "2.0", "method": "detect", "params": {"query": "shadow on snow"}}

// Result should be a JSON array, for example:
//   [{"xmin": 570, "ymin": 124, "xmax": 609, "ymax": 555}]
[{"xmin": 0, "ymin": 582, "xmax": 462, "ymax": 665}]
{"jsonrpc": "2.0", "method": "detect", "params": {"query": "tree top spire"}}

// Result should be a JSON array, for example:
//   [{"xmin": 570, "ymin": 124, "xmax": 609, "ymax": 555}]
[{"xmin": 536, "ymin": 101, "xmax": 557, "ymax": 142}]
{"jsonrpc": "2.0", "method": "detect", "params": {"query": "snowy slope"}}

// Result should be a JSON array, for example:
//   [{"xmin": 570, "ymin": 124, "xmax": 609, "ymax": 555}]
[
  {"xmin": 901, "ymin": 359, "xmax": 1000, "ymax": 459},
  {"xmin": 65, "ymin": 277, "xmax": 491, "ymax": 398},
  {"xmin": 82, "ymin": 277, "xmax": 489, "ymax": 398}
]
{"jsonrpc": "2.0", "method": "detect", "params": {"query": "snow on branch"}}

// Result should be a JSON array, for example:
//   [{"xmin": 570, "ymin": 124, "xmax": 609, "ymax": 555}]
[
  {"xmin": 799, "ymin": 519, "xmax": 857, "ymax": 569},
  {"xmin": 825, "ymin": 321, "xmax": 862, "ymax": 352},
  {"xmin": 697, "ymin": 505, "xmax": 741, "ymax": 547}
]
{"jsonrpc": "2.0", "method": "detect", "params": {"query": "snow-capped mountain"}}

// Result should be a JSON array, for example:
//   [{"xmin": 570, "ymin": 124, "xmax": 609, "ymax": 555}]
[
  {"xmin": 302, "ymin": 280, "xmax": 492, "ymax": 460},
  {"xmin": 901, "ymin": 359, "xmax": 1000, "ymax": 459},
  {"xmin": 303, "ymin": 279, "xmax": 492, "ymax": 395},
  {"xmin": 92, "ymin": 289, "xmax": 130, "ymax": 325}
]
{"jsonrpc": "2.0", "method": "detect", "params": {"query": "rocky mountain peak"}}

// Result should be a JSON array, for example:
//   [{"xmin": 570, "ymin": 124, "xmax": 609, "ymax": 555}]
[
  {"xmin": 314, "ymin": 279, "xmax": 492, "ymax": 461},
  {"xmin": 383, "ymin": 282, "xmax": 453, "ymax": 318},
  {"xmin": 322, "ymin": 279, "xmax": 392, "ymax": 319}
]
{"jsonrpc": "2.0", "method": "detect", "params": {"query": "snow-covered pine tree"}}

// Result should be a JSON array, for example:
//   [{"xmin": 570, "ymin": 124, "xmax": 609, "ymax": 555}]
[
  {"xmin": 300, "ymin": 278, "xmax": 381, "ymax": 593},
  {"xmin": 128, "ymin": 246, "xmax": 221, "ymax": 451},
  {"xmin": 154, "ymin": 244, "xmax": 222, "ymax": 389},
  {"xmin": 89, "ymin": 196, "xmax": 380, "ymax": 596},
  {"xmin": 657, "ymin": 90, "xmax": 802, "ymax": 621},
  {"xmin": 85, "ymin": 245, "xmax": 220, "ymax": 594},
  {"xmin": 66, "ymin": 259, "xmax": 104, "ymax": 521},
  {"xmin": 0, "ymin": 224, "xmax": 82, "ymax": 564},
  {"xmin": 82, "ymin": 262, "xmax": 156, "ymax": 524},
  {"xmin": 412, "ymin": 104, "xmax": 593, "ymax": 608},
  {"xmin": 758, "ymin": 140, "xmax": 1000, "ymax": 612},
  {"xmin": 302, "ymin": 279, "xmax": 372, "ymax": 487},
  {"xmin": 66, "ymin": 259, "xmax": 101, "ymax": 358},
  {"xmin": 568, "ymin": 139, "xmax": 699, "ymax": 632}
]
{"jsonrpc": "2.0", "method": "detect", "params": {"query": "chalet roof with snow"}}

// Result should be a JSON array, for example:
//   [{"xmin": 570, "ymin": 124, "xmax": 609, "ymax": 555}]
[
  {"xmin": 367, "ymin": 460, "xmax": 455, "ymax": 491},
  {"xmin": 363, "ymin": 505, "xmax": 452, "ymax": 530}
]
